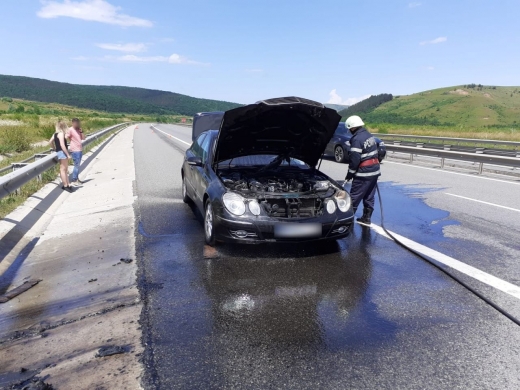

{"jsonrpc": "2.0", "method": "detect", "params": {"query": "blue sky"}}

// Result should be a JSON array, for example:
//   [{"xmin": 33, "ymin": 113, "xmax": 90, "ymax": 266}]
[{"xmin": 1, "ymin": 0, "xmax": 519, "ymax": 104}]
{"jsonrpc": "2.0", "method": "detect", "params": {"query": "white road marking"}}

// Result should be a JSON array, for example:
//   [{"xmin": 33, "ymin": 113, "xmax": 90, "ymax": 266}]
[
  {"xmin": 151, "ymin": 125, "xmax": 191, "ymax": 146},
  {"xmin": 370, "ymin": 224, "xmax": 520, "ymax": 300},
  {"xmin": 383, "ymin": 160, "xmax": 520, "ymax": 185},
  {"xmin": 445, "ymin": 193, "xmax": 520, "ymax": 213}
]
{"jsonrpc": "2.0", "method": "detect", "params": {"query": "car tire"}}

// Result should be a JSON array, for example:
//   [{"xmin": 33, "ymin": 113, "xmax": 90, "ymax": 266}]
[
  {"xmin": 334, "ymin": 145, "xmax": 347, "ymax": 163},
  {"xmin": 204, "ymin": 199, "xmax": 216, "ymax": 246},
  {"xmin": 182, "ymin": 175, "xmax": 191, "ymax": 203}
]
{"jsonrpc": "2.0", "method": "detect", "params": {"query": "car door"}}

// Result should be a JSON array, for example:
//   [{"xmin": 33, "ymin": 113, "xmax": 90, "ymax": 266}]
[
  {"xmin": 185, "ymin": 133, "xmax": 206, "ymax": 202},
  {"xmin": 326, "ymin": 127, "xmax": 342, "ymax": 155},
  {"xmin": 192, "ymin": 133, "xmax": 213, "ymax": 208}
]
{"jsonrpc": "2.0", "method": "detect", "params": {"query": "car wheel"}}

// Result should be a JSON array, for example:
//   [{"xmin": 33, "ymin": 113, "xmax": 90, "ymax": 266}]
[
  {"xmin": 334, "ymin": 145, "xmax": 347, "ymax": 163},
  {"xmin": 204, "ymin": 200, "xmax": 216, "ymax": 246},
  {"xmin": 182, "ymin": 175, "xmax": 191, "ymax": 203}
]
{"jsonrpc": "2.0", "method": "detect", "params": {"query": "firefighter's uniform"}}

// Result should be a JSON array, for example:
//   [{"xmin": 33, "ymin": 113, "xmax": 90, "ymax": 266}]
[{"xmin": 344, "ymin": 116, "xmax": 381, "ymax": 225}]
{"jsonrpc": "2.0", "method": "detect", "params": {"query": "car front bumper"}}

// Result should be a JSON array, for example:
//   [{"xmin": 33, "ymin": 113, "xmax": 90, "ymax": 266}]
[{"xmin": 214, "ymin": 213, "xmax": 355, "ymax": 244}]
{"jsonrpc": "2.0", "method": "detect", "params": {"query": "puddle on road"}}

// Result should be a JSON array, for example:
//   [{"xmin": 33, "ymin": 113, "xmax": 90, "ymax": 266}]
[{"xmin": 368, "ymin": 181, "xmax": 458, "ymax": 247}]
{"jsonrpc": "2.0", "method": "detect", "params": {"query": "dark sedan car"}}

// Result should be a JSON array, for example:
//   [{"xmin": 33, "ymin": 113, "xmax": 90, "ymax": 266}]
[
  {"xmin": 323, "ymin": 122, "xmax": 387, "ymax": 163},
  {"xmin": 182, "ymin": 97, "xmax": 355, "ymax": 245}
]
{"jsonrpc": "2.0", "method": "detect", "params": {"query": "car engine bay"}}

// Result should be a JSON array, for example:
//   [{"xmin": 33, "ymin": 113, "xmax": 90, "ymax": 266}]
[{"xmin": 218, "ymin": 169, "xmax": 340, "ymax": 218}]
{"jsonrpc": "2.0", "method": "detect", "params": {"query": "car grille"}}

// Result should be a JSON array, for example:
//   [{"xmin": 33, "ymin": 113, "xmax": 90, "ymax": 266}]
[{"xmin": 262, "ymin": 198, "xmax": 318, "ymax": 219}]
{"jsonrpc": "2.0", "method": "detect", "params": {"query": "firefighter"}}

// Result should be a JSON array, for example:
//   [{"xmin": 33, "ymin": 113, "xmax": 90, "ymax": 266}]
[{"xmin": 344, "ymin": 115, "xmax": 381, "ymax": 225}]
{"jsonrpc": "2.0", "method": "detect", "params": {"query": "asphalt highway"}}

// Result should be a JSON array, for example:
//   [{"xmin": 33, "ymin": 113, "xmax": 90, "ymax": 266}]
[{"xmin": 135, "ymin": 124, "xmax": 520, "ymax": 389}]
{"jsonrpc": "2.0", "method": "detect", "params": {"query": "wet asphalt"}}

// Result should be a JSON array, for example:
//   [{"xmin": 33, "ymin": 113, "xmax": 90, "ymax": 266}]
[{"xmin": 134, "ymin": 124, "xmax": 520, "ymax": 389}]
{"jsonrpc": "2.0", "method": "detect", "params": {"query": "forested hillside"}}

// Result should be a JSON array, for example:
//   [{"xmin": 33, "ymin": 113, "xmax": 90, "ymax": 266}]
[
  {"xmin": 0, "ymin": 75, "xmax": 242, "ymax": 116},
  {"xmin": 338, "ymin": 94, "xmax": 393, "ymax": 118}
]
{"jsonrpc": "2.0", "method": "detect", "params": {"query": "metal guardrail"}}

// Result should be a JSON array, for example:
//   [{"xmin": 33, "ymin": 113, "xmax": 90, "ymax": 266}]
[
  {"xmin": 0, "ymin": 123, "xmax": 131, "ymax": 199},
  {"xmin": 378, "ymin": 134, "xmax": 520, "ymax": 148},
  {"xmin": 0, "ymin": 149, "xmax": 54, "ymax": 176},
  {"xmin": 385, "ymin": 144, "xmax": 520, "ymax": 174}
]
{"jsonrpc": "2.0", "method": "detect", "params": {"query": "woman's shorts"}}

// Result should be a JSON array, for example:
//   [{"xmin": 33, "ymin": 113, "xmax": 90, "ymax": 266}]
[{"xmin": 57, "ymin": 151, "xmax": 67, "ymax": 160}]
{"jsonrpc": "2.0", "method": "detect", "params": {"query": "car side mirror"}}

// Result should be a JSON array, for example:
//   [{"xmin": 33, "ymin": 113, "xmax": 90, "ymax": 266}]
[{"xmin": 187, "ymin": 156, "xmax": 203, "ymax": 167}]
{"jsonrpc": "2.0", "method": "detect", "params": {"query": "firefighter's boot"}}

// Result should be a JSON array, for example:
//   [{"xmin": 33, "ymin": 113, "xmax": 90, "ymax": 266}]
[{"xmin": 357, "ymin": 208, "xmax": 374, "ymax": 226}]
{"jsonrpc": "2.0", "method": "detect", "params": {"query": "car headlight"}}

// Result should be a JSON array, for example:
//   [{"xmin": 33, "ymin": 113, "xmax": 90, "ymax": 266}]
[
  {"xmin": 326, "ymin": 199, "xmax": 336, "ymax": 214},
  {"xmin": 248, "ymin": 200, "xmax": 261, "ymax": 216},
  {"xmin": 223, "ymin": 192, "xmax": 246, "ymax": 216},
  {"xmin": 335, "ymin": 190, "xmax": 352, "ymax": 212}
]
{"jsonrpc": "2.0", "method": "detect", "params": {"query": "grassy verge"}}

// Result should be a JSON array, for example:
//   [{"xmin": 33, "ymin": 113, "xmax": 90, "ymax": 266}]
[
  {"xmin": 370, "ymin": 124, "xmax": 520, "ymax": 143},
  {"xmin": 0, "ymin": 126, "xmax": 126, "ymax": 219}
]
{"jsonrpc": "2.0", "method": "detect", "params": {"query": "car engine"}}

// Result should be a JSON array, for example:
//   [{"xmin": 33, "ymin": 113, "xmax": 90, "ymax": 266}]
[
  {"xmin": 220, "ymin": 172, "xmax": 333, "ymax": 194},
  {"xmin": 219, "ymin": 170, "xmax": 339, "ymax": 218}
]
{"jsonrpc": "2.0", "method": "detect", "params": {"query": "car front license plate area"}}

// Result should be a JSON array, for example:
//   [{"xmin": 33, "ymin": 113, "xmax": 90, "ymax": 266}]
[{"xmin": 274, "ymin": 223, "xmax": 322, "ymax": 238}]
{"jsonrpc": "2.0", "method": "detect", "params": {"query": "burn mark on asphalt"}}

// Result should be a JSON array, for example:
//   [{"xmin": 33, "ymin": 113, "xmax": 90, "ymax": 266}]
[{"xmin": 95, "ymin": 345, "xmax": 128, "ymax": 358}]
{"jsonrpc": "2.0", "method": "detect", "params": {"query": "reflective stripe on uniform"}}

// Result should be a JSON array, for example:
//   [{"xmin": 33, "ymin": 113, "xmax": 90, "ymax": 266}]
[
  {"xmin": 348, "ymin": 169, "xmax": 356, "ymax": 174},
  {"xmin": 360, "ymin": 150, "xmax": 378, "ymax": 158},
  {"xmin": 355, "ymin": 169, "xmax": 381, "ymax": 177},
  {"xmin": 350, "ymin": 147, "xmax": 363, "ymax": 153}
]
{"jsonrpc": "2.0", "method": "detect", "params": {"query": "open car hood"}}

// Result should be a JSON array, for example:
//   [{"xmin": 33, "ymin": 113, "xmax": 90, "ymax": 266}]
[{"xmin": 214, "ymin": 97, "xmax": 341, "ymax": 167}]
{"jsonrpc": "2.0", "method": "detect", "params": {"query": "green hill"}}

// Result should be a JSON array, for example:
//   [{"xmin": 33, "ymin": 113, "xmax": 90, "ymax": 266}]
[
  {"xmin": 351, "ymin": 85, "xmax": 520, "ymax": 129},
  {"xmin": 0, "ymin": 74, "xmax": 242, "ymax": 116}
]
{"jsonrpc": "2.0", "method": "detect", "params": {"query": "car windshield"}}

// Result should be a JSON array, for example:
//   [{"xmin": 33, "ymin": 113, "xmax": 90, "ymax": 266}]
[{"xmin": 217, "ymin": 155, "xmax": 310, "ymax": 169}]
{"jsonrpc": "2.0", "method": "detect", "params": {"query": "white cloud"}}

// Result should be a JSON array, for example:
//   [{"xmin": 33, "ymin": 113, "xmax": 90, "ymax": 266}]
[
  {"xmin": 37, "ymin": 0, "xmax": 153, "ymax": 27},
  {"xmin": 327, "ymin": 89, "xmax": 371, "ymax": 106},
  {"xmin": 117, "ymin": 55, "xmax": 167, "ymax": 62},
  {"xmin": 96, "ymin": 42, "xmax": 147, "ymax": 52},
  {"xmin": 109, "ymin": 53, "xmax": 208, "ymax": 65},
  {"xmin": 160, "ymin": 37, "xmax": 175, "ymax": 43},
  {"xmin": 408, "ymin": 2, "xmax": 421, "ymax": 8},
  {"xmin": 168, "ymin": 53, "xmax": 208, "ymax": 65},
  {"xmin": 327, "ymin": 89, "xmax": 343, "ymax": 104},
  {"xmin": 420, "ymin": 36, "xmax": 447, "ymax": 45}
]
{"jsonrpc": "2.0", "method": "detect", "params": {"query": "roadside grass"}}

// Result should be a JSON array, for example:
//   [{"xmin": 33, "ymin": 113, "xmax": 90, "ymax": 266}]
[
  {"xmin": 0, "ymin": 126, "xmax": 125, "ymax": 219},
  {"xmin": 370, "ymin": 124, "xmax": 520, "ymax": 143},
  {"xmin": 0, "ymin": 98, "xmax": 170, "ymax": 171}
]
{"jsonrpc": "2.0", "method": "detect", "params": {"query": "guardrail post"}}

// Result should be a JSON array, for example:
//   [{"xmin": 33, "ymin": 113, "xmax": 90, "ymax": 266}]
[
  {"xmin": 34, "ymin": 154, "xmax": 49, "ymax": 182},
  {"xmin": 409, "ymin": 154, "xmax": 414, "ymax": 163},
  {"xmin": 441, "ymin": 158, "xmax": 445, "ymax": 169},
  {"xmin": 478, "ymin": 162, "xmax": 484, "ymax": 174},
  {"xmin": 12, "ymin": 163, "xmax": 28, "ymax": 194}
]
